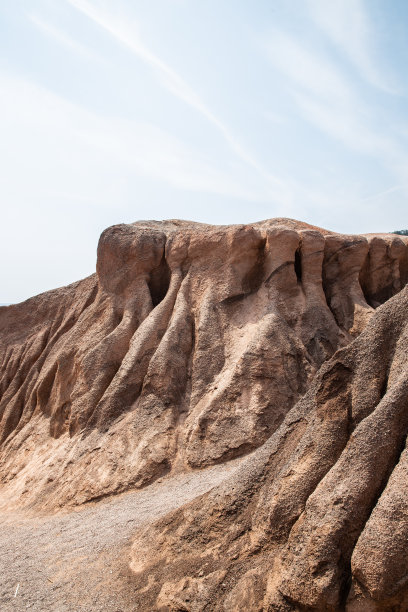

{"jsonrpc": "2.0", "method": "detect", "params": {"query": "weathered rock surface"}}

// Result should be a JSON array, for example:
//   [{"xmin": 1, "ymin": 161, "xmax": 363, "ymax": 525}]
[
  {"xmin": 130, "ymin": 286, "xmax": 408, "ymax": 611},
  {"xmin": 0, "ymin": 218, "xmax": 407, "ymax": 610}
]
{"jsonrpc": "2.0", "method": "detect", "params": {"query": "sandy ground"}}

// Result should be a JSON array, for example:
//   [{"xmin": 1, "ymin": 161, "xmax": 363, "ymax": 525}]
[{"xmin": 0, "ymin": 459, "xmax": 242, "ymax": 611}]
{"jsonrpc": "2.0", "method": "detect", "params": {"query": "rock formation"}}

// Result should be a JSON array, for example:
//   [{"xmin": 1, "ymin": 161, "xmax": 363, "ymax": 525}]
[
  {"xmin": 0, "ymin": 218, "xmax": 407, "ymax": 610},
  {"xmin": 130, "ymin": 286, "xmax": 408, "ymax": 610}
]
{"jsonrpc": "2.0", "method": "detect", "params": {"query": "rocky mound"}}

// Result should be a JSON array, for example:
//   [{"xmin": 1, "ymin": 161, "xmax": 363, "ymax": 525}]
[
  {"xmin": 130, "ymin": 286, "xmax": 408, "ymax": 610},
  {"xmin": 0, "ymin": 218, "xmax": 407, "ymax": 609},
  {"xmin": 0, "ymin": 219, "xmax": 407, "ymax": 513}
]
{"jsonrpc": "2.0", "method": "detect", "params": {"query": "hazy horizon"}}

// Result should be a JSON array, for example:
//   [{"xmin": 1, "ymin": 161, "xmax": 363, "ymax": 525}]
[{"xmin": 2, "ymin": 0, "xmax": 408, "ymax": 303}]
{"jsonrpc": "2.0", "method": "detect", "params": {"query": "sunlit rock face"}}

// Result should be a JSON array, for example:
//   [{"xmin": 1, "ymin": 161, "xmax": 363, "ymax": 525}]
[
  {"xmin": 0, "ymin": 219, "xmax": 407, "ymax": 512},
  {"xmin": 130, "ymin": 286, "xmax": 408, "ymax": 612},
  {"xmin": 1, "ymin": 218, "xmax": 408, "ymax": 609}
]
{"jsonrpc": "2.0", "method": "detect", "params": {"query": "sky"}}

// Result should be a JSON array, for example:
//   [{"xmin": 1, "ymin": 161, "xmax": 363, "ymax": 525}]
[{"xmin": 1, "ymin": 0, "xmax": 408, "ymax": 303}]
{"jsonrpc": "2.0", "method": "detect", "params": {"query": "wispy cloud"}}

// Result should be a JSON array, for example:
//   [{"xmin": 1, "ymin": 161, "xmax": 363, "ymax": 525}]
[
  {"xmin": 65, "ymin": 0, "xmax": 287, "ymax": 198},
  {"xmin": 264, "ymin": 23, "xmax": 408, "ymax": 198},
  {"xmin": 362, "ymin": 184, "xmax": 404, "ymax": 203},
  {"xmin": 0, "ymin": 69, "xmax": 272, "ymax": 203},
  {"xmin": 266, "ymin": 30, "xmax": 353, "ymax": 106},
  {"xmin": 292, "ymin": 91, "xmax": 395, "ymax": 156},
  {"xmin": 28, "ymin": 14, "xmax": 101, "ymax": 62},
  {"xmin": 266, "ymin": 28, "xmax": 397, "ymax": 151},
  {"xmin": 306, "ymin": 0, "xmax": 396, "ymax": 94}
]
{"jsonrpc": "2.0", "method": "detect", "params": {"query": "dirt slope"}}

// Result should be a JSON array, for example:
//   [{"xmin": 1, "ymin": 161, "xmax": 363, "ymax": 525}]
[{"xmin": 0, "ymin": 459, "xmax": 243, "ymax": 611}]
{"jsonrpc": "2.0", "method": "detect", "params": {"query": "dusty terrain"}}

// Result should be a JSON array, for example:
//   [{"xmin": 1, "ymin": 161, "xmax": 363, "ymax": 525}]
[
  {"xmin": 0, "ymin": 459, "xmax": 243, "ymax": 611},
  {"xmin": 1, "ymin": 218, "xmax": 408, "ymax": 610}
]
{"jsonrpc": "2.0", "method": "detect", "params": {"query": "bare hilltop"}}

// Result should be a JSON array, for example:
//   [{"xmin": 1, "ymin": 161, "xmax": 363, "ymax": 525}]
[{"xmin": 1, "ymin": 218, "xmax": 407, "ymax": 610}]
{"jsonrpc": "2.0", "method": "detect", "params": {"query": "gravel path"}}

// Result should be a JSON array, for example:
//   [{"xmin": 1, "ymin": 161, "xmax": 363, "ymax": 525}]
[{"xmin": 0, "ymin": 460, "xmax": 242, "ymax": 611}]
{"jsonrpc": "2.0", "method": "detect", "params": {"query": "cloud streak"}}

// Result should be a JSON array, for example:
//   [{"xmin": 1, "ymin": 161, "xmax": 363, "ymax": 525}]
[
  {"xmin": 265, "ymin": 26, "xmax": 408, "ymax": 187},
  {"xmin": 65, "ymin": 0, "xmax": 286, "ymax": 198},
  {"xmin": 306, "ymin": 0, "xmax": 396, "ymax": 94},
  {"xmin": 265, "ymin": 30, "xmax": 353, "ymax": 106},
  {"xmin": 28, "ymin": 14, "xmax": 101, "ymax": 62},
  {"xmin": 0, "ymin": 69, "xmax": 273, "ymax": 204}
]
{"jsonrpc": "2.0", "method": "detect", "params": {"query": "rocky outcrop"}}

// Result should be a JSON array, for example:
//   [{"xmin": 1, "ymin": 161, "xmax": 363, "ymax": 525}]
[
  {"xmin": 130, "ymin": 286, "xmax": 408, "ymax": 611},
  {"xmin": 0, "ymin": 219, "xmax": 407, "ymax": 513}
]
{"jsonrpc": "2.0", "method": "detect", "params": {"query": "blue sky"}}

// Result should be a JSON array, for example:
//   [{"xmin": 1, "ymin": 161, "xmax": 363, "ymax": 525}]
[{"xmin": 1, "ymin": 0, "xmax": 408, "ymax": 303}]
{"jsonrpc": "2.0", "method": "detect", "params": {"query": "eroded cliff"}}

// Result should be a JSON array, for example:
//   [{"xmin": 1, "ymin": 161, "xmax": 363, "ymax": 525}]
[
  {"xmin": 1, "ymin": 218, "xmax": 408, "ymax": 610},
  {"xmin": 0, "ymin": 219, "xmax": 407, "ymax": 513},
  {"xmin": 130, "ymin": 286, "xmax": 408, "ymax": 610}
]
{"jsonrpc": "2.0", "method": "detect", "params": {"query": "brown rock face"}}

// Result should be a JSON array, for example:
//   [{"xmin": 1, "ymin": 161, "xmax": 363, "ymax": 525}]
[
  {"xmin": 130, "ymin": 287, "xmax": 408, "ymax": 611},
  {"xmin": 1, "ymin": 218, "xmax": 407, "ymax": 610}
]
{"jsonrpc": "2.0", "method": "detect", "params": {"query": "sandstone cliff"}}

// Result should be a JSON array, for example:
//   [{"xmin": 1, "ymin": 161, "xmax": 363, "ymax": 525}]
[
  {"xmin": 131, "ymin": 286, "xmax": 408, "ymax": 610},
  {"xmin": 0, "ymin": 218, "xmax": 407, "ymax": 610}
]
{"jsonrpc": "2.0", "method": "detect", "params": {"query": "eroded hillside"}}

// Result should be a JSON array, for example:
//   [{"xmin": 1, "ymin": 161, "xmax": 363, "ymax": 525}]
[
  {"xmin": 0, "ymin": 219, "xmax": 407, "ymax": 511},
  {"xmin": 0, "ymin": 218, "xmax": 407, "ymax": 610},
  {"xmin": 130, "ymin": 286, "xmax": 408, "ymax": 610}
]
